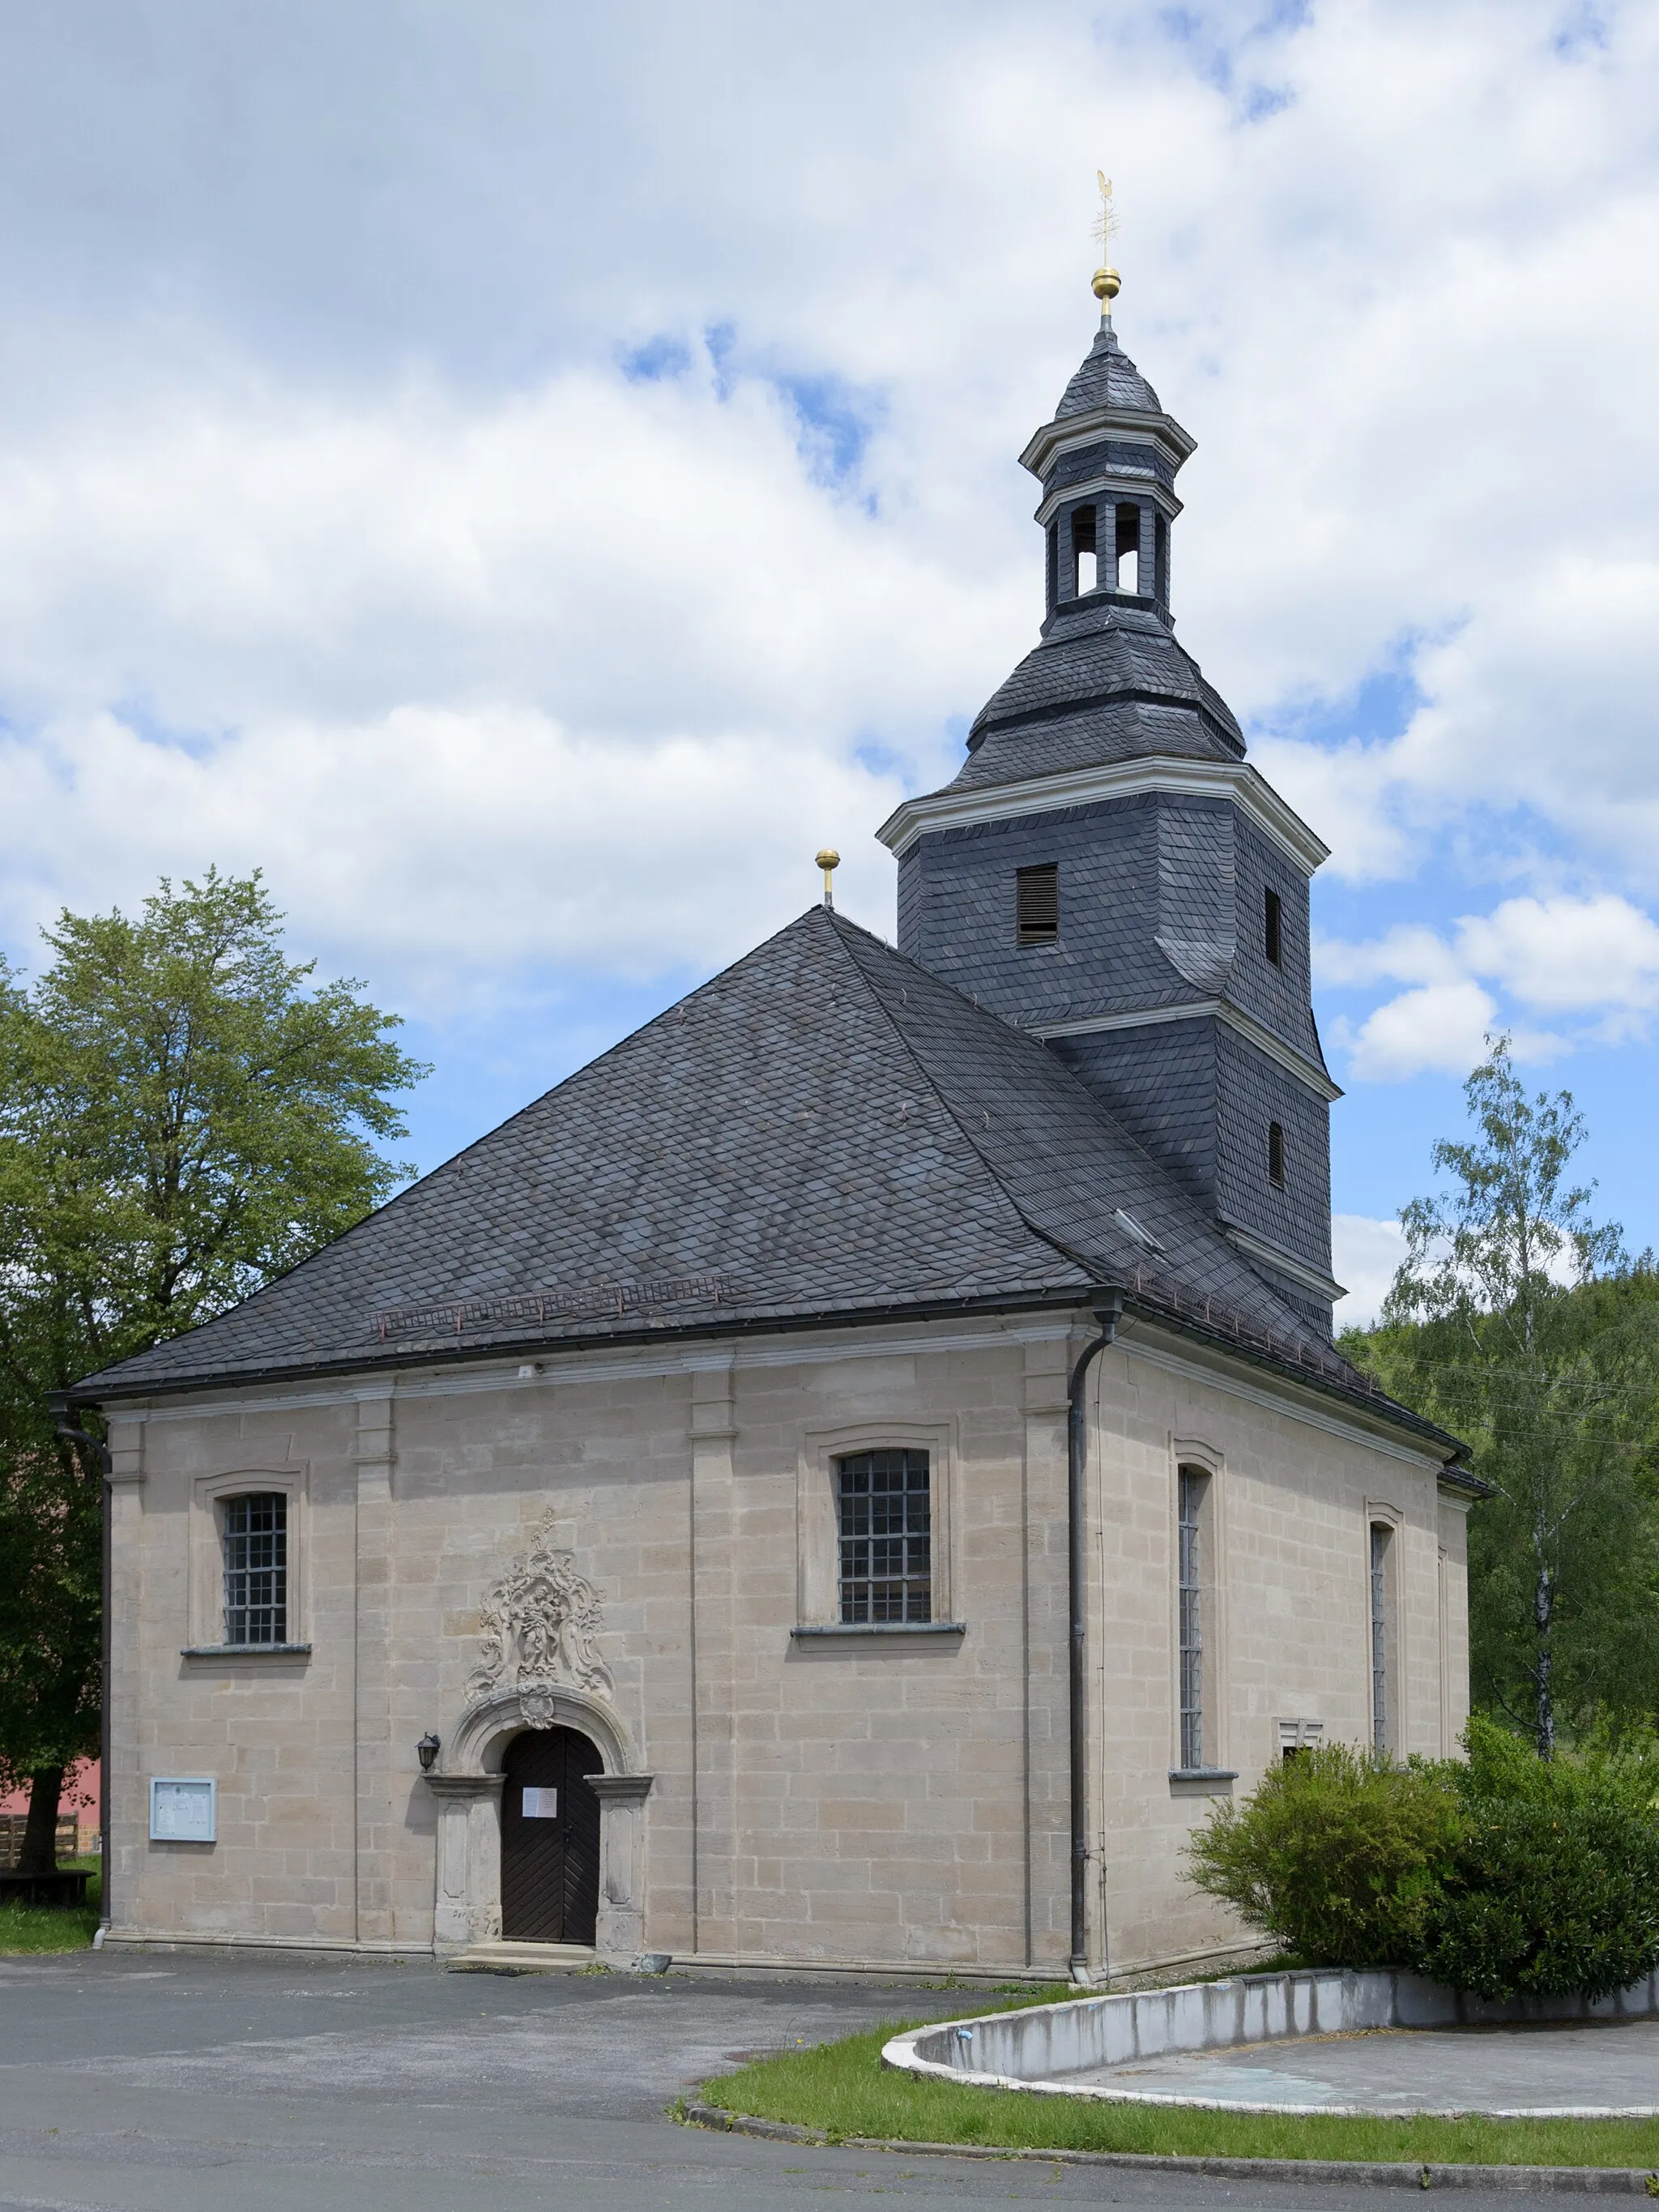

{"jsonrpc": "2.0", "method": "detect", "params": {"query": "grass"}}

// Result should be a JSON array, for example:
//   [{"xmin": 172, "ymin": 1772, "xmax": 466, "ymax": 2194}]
[
  {"xmin": 697, "ymin": 2009, "xmax": 1659, "ymax": 2171},
  {"xmin": 0, "ymin": 1858, "xmax": 102, "ymax": 1954}
]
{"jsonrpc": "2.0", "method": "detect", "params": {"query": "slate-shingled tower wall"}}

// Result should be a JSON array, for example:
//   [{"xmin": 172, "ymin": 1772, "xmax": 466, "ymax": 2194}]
[{"xmin": 882, "ymin": 313, "xmax": 1344, "ymax": 1335}]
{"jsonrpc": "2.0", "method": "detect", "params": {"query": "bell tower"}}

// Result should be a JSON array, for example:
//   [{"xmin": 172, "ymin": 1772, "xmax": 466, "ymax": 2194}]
[{"xmin": 878, "ymin": 238, "xmax": 1344, "ymax": 1334}]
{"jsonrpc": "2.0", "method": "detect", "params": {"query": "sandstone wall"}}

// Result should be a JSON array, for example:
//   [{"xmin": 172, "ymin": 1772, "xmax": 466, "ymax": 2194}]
[{"xmin": 104, "ymin": 1312, "xmax": 1462, "ymax": 1975}]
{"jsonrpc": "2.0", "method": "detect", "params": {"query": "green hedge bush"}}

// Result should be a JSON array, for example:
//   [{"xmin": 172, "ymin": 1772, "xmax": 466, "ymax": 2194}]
[
  {"xmin": 1183, "ymin": 1720, "xmax": 1659, "ymax": 2001},
  {"xmin": 1416, "ymin": 1799, "xmax": 1659, "ymax": 2001},
  {"xmin": 1183, "ymin": 1742, "xmax": 1462, "ymax": 1969}
]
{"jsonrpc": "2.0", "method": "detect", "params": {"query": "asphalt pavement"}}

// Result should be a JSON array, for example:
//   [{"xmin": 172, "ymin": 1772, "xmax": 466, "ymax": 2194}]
[{"xmin": 0, "ymin": 1949, "xmax": 1573, "ymax": 2210}]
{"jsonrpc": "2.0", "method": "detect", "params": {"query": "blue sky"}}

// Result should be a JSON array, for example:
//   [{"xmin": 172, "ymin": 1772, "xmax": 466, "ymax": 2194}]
[{"xmin": 1, "ymin": 0, "xmax": 1656, "ymax": 1322}]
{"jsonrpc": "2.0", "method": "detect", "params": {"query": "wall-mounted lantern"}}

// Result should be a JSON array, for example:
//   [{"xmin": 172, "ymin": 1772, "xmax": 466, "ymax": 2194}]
[{"xmin": 416, "ymin": 1733, "xmax": 441, "ymax": 1773}]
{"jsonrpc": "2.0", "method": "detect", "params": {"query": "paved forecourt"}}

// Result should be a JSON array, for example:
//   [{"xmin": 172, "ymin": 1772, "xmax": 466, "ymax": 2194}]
[
  {"xmin": 0, "ymin": 1948, "xmax": 1560, "ymax": 2212},
  {"xmin": 1064, "ymin": 2018, "xmax": 1659, "ymax": 2116}
]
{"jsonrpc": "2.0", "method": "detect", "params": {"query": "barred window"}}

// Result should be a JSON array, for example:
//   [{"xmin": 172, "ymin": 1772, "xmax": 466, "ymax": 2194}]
[
  {"xmin": 1370, "ymin": 1524, "xmax": 1391, "ymax": 1753},
  {"xmin": 836, "ymin": 1450, "xmax": 931, "ymax": 1624},
  {"xmin": 1178, "ymin": 1468, "xmax": 1205, "ymax": 1770},
  {"xmin": 223, "ymin": 1492, "xmax": 288, "ymax": 1646}
]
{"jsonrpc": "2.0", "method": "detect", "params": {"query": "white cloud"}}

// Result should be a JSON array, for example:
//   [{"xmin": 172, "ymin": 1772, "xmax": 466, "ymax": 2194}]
[
  {"xmin": 1332, "ymin": 1214, "xmax": 1410, "ymax": 1330},
  {"xmin": 1320, "ymin": 893, "xmax": 1659, "ymax": 1080},
  {"xmin": 1, "ymin": 0, "xmax": 1658, "ymax": 1059},
  {"xmin": 1314, "ymin": 925, "xmax": 1464, "ymax": 992},
  {"xmin": 0, "ymin": 355, "xmax": 1014, "ymax": 736},
  {"xmin": 1344, "ymin": 980, "xmax": 1501, "ymax": 1083},
  {"xmin": 0, "ymin": 704, "xmax": 906, "ymax": 1007},
  {"xmin": 1248, "ymin": 738, "xmax": 1416, "ymax": 886},
  {"xmin": 1455, "ymin": 895, "xmax": 1659, "ymax": 1016},
  {"xmin": 0, "ymin": 355, "xmax": 1008, "ymax": 1000}
]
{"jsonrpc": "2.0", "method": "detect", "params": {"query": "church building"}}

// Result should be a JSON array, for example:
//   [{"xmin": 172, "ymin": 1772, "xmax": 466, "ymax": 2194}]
[{"xmin": 78, "ymin": 273, "xmax": 1476, "ymax": 1980}]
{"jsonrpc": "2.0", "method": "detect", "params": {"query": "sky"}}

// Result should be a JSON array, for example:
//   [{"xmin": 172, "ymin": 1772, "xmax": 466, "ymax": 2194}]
[{"xmin": 1, "ymin": 0, "xmax": 1656, "ymax": 1326}]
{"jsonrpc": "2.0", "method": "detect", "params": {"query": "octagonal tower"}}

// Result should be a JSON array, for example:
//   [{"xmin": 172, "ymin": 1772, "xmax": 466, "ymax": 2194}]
[{"xmin": 878, "ymin": 303, "xmax": 1344, "ymax": 1334}]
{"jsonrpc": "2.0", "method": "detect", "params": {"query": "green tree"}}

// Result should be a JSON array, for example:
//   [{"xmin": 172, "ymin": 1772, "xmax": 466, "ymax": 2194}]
[
  {"xmin": 0, "ymin": 870, "xmax": 426, "ymax": 1869},
  {"xmin": 1346, "ymin": 1040, "xmax": 1659, "ymax": 1757}
]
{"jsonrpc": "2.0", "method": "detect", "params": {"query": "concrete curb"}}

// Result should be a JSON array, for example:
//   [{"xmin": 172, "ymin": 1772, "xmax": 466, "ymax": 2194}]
[
  {"xmin": 682, "ymin": 2101, "xmax": 1659, "ymax": 2193},
  {"xmin": 886, "ymin": 1968, "xmax": 1659, "ymax": 2116}
]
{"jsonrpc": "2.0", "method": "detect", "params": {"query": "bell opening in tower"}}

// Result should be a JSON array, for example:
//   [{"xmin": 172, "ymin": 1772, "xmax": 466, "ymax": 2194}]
[
  {"xmin": 1115, "ymin": 502, "xmax": 1141, "ymax": 594},
  {"xmin": 1071, "ymin": 502, "xmax": 1097, "ymax": 596}
]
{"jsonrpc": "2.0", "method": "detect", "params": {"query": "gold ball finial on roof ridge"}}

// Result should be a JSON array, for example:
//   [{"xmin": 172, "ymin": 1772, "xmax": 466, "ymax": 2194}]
[{"xmin": 815, "ymin": 848, "xmax": 840, "ymax": 910}]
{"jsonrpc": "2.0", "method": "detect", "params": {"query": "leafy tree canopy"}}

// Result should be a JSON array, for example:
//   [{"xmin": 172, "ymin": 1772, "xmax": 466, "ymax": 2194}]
[
  {"xmin": 0, "ymin": 869, "xmax": 426, "ymax": 1831},
  {"xmin": 1342, "ymin": 1040, "xmax": 1659, "ymax": 1757}
]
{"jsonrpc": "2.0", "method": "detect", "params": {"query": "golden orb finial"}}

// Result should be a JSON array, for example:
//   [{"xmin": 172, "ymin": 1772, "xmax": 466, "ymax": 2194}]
[
  {"xmin": 815, "ymin": 848, "xmax": 840, "ymax": 909},
  {"xmin": 1092, "ymin": 170, "xmax": 1120, "ymax": 316}
]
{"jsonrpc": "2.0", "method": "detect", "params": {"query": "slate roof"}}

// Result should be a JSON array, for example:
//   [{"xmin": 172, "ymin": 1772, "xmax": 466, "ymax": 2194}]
[
  {"xmin": 955, "ymin": 600, "xmax": 1245, "ymax": 797},
  {"xmin": 1056, "ymin": 323, "xmax": 1162, "ymax": 417},
  {"xmin": 934, "ymin": 322, "xmax": 1244, "ymax": 801},
  {"xmin": 75, "ymin": 909, "xmax": 1452, "ymax": 1454}
]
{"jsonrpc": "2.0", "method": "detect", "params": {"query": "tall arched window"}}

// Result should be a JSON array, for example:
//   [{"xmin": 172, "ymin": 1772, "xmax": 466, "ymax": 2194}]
[
  {"xmin": 1370, "ymin": 1522, "xmax": 1395, "ymax": 1755},
  {"xmin": 1177, "ymin": 1467, "xmax": 1207, "ymax": 1770}
]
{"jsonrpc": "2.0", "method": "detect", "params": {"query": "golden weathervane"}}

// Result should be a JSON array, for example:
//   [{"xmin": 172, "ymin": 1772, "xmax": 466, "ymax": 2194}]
[{"xmin": 1092, "ymin": 170, "xmax": 1121, "ymax": 314}]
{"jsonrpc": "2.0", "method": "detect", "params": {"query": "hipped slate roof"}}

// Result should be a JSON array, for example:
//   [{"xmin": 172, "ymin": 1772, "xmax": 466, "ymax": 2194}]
[
  {"xmin": 955, "ymin": 599, "xmax": 1246, "ymax": 797},
  {"xmin": 77, "ymin": 909, "xmax": 1449, "ymax": 1452},
  {"xmin": 1056, "ymin": 323, "xmax": 1162, "ymax": 416}
]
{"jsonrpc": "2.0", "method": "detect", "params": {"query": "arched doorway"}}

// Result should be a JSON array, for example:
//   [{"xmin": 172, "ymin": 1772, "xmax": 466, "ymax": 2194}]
[{"xmin": 499, "ymin": 1727, "xmax": 602, "ymax": 1944}]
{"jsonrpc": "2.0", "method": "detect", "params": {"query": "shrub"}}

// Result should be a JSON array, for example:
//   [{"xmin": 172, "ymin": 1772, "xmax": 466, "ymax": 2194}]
[
  {"xmin": 1183, "ymin": 1743, "xmax": 1464, "ymax": 1969},
  {"xmin": 1408, "ymin": 1724, "xmax": 1659, "ymax": 2002},
  {"xmin": 1444, "ymin": 1711, "xmax": 1659, "ymax": 1818},
  {"xmin": 1185, "ymin": 1720, "xmax": 1659, "ymax": 2002},
  {"xmin": 1414, "ymin": 1798, "xmax": 1659, "ymax": 2001}
]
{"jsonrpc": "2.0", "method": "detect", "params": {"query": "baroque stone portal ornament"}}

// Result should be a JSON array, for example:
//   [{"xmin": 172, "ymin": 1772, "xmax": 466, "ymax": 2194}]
[{"xmin": 467, "ymin": 1514, "xmax": 612, "ymax": 1708}]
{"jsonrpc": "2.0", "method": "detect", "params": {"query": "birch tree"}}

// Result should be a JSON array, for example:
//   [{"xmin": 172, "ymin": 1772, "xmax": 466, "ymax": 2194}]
[{"xmin": 1375, "ymin": 1040, "xmax": 1658, "ymax": 1757}]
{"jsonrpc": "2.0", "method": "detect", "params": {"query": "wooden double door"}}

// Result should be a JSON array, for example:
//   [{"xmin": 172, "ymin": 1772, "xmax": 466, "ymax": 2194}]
[{"xmin": 500, "ymin": 1727, "xmax": 603, "ymax": 1945}]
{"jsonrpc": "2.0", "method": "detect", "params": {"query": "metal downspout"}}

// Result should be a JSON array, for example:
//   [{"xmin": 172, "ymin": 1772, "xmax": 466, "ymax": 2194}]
[{"xmin": 1067, "ymin": 1288, "xmax": 1122, "ymax": 1985}]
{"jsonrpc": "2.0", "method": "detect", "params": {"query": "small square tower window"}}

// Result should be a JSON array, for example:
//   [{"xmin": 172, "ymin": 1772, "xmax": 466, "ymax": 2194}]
[
  {"xmin": 1268, "ymin": 1121, "xmax": 1286, "ymax": 1189},
  {"xmin": 1265, "ymin": 886, "xmax": 1283, "ymax": 967},
  {"xmin": 1016, "ymin": 864, "xmax": 1059, "ymax": 946}
]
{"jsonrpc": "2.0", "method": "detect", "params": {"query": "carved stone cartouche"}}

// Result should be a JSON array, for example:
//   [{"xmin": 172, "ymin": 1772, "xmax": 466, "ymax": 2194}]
[{"xmin": 466, "ymin": 1512, "xmax": 612, "ymax": 1706}]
